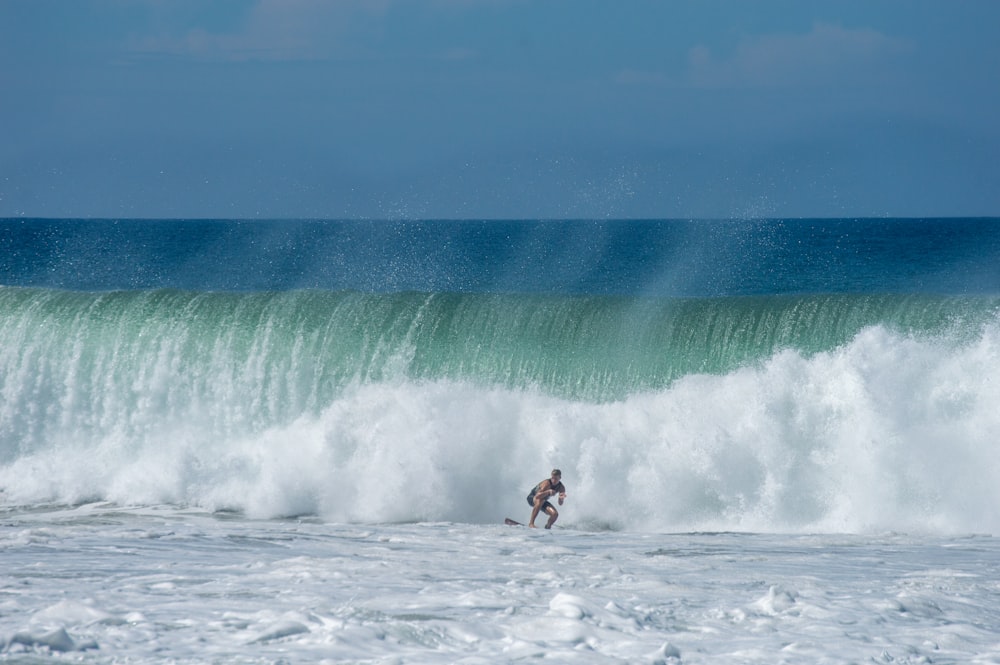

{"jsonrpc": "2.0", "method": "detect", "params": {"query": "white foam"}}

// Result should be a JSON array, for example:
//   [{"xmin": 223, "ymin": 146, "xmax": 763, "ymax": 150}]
[
  {"xmin": 32, "ymin": 600, "xmax": 117, "ymax": 627},
  {"xmin": 2, "ymin": 509, "xmax": 996, "ymax": 663},
  {"xmin": 8, "ymin": 628, "xmax": 84, "ymax": 653}
]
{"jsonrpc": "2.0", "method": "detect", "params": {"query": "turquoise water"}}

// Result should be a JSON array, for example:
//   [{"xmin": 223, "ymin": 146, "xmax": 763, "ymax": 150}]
[{"xmin": 1, "ymin": 287, "xmax": 996, "ymax": 406}]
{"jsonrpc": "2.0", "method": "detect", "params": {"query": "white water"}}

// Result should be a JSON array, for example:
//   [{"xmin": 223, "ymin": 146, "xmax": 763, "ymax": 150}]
[
  {"xmin": 2, "ymin": 504, "xmax": 998, "ymax": 663},
  {"xmin": 2, "ymin": 322, "xmax": 999, "ymax": 534}
]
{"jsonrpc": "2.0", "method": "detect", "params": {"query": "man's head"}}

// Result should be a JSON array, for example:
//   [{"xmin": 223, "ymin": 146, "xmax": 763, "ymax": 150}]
[{"xmin": 551, "ymin": 469, "xmax": 562, "ymax": 482}]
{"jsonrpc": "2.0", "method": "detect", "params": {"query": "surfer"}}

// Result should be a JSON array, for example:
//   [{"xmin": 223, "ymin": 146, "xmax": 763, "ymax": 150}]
[{"xmin": 527, "ymin": 469, "xmax": 567, "ymax": 528}]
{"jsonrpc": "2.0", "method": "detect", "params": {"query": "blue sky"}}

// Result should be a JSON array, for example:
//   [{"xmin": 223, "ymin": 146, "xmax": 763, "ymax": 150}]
[{"xmin": 1, "ymin": 0, "xmax": 998, "ymax": 219}]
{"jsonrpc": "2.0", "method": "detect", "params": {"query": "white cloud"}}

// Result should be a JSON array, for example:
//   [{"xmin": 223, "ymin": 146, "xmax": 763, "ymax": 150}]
[
  {"xmin": 687, "ymin": 22, "xmax": 910, "ymax": 89},
  {"xmin": 124, "ymin": 0, "xmax": 525, "ymax": 62},
  {"xmin": 128, "ymin": 0, "xmax": 391, "ymax": 62}
]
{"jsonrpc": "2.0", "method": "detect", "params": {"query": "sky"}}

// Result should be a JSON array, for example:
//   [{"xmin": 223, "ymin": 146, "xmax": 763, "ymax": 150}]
[{"xmin": 1, "ymin": 0, "xmax": 998, "ymax": 219}]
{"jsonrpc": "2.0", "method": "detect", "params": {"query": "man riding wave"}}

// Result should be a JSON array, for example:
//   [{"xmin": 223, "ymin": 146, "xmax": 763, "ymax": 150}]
[{"xmin": 527, "ymin": 469, "xmax": 566, "ymax": 528}]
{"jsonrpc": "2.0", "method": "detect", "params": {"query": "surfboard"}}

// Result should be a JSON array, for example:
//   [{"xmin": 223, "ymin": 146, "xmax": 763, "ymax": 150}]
[{"xmin": 505, "ymin": 517, "xmax": 560, "ymax": 529}]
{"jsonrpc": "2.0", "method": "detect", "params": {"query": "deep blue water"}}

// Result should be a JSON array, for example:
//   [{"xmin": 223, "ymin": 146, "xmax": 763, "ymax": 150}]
[{"xmin": 3, "ymin": 218, "xmax": 999, "ymax": 295}]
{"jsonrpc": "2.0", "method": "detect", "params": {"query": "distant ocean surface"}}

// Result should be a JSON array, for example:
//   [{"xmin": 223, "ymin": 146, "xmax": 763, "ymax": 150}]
[
  {"xmin": 2, "ymin": 217, "xmax": 999, "ymax": 532},
  {"xmin": 3, "ymin": 218, "xmax": 1000, "ymax": 663}
]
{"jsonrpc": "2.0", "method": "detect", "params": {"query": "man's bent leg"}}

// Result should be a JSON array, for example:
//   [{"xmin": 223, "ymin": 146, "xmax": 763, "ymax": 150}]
[
  {"xmin": 544, "ymin": 505, "xmax": 558, "ymax": 529},
  {"xmin": 529, "ymin": 498, "xmax": 545, "ymax": 527}
]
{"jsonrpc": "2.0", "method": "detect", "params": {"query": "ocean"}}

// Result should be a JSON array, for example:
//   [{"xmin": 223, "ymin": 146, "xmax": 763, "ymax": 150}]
[{"xmin": 1, "ymin": 217, "xmax": 999, "ymax": 663}]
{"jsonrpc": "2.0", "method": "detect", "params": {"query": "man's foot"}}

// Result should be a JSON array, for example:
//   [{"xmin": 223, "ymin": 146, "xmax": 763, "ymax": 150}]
[{"xmin": 528, "ymin": 523, "xmax": 536, "ymax": 528}]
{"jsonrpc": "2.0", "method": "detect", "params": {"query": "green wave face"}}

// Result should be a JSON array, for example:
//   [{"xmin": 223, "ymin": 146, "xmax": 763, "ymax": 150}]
[{"xmin": 2, "ymin": 287, "xmax": 995, "ymax": 418}]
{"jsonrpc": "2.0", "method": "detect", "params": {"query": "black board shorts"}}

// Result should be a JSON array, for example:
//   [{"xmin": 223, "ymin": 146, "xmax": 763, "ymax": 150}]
[{"xmin": 527, "ymin": 494, "xmax": 555, "ymax": 512}]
